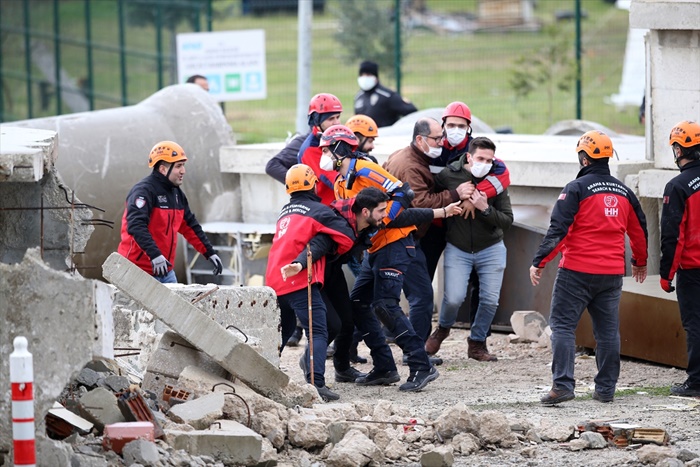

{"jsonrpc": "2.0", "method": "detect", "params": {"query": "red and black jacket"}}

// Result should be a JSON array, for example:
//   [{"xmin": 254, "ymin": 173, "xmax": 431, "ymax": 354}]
[
  {"xmin": 265, "ymin": 191, "xmax": 355, "ymax": 296},
  {"xmin": 660, "ymin": 160, "xmax": 700, "ymax": 280},
  {"xmin": 118, "ymin": 171, "xmax": 215, "ymax": 275},
  {"xmin": 532, "ymin": 164, "xmax": 648, "ymax": 275},
  {"xmin": 298, "ymin": 130, "xmax": 339, "ymax": 206}
]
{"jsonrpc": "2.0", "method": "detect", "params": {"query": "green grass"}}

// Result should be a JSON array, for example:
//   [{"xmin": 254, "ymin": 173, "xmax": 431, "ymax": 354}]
[{"xmin": 0, "ymin": 0, "xmax": 642, "ymax": 142}]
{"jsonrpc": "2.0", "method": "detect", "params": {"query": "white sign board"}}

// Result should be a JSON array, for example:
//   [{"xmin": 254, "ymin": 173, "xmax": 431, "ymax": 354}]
[{"xmin": 176, "ymin": 30, "xmax": 266, "ymax": 102}]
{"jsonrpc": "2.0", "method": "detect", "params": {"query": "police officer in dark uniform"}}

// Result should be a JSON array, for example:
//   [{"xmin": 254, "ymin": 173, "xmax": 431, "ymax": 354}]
[{"xmin": 353, "ymin": 60, "xmax": 417, "ymax": 128}]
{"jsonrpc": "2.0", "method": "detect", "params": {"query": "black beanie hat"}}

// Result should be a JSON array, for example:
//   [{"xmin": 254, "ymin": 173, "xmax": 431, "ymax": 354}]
[{"xmin": 359, "ymin": 60, "xmax": 379, "ymax": 77}]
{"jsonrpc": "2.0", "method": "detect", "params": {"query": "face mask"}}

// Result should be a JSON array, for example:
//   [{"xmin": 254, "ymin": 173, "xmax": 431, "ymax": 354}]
[
  {"xmin": 358, "ymin": 76, "xmax": 377, "ymax": 91},
  {"xmin": 445, "ymin": 128, "xmax": 467, "ymax": 146},
  {"xmin": 470, "ymin": 161, "xmax": 492, "ymax": 178},
  {"xmin": 422, "ymin": 140, "xmax": 443, "ymax": 159},
  {"xmin": 320, "ymin": 154, "xmax": 336, "ymax": 171}
]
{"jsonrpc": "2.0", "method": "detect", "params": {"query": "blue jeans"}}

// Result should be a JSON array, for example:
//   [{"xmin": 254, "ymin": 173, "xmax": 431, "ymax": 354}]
[
  {"xmin": 676, "ymin": 269, "xmax": 700, "ymax": 386},
  {"xmin": 351, "ymin": 236, "xmax": 431, "ymax": 372},
  {"xmin": 439, "ymin": 241, "xmax": 506, "ymax": 341},
  {"xmin": 155, "ymin": 270, "xmax": 177, "ymax": 283},
  {"xmin": 549, "ymin": 268, "xmax": 622, "ymax": 398},
  {"xmin": 278, "ymin": 286, "xmax": 329, "ymax": 388}
]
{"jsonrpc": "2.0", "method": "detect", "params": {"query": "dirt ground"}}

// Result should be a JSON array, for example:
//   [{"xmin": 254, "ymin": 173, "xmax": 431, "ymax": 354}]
[{"xmin": 280, "ymin": 327, "xmax": 700, "ymax": 466}]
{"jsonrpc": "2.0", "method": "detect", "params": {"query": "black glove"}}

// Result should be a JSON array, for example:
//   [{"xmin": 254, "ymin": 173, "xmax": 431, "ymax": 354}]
[
  {"xmin": 151, "ymin": 255, "xmax": 171, "ymax": 277},
  {"xmin": 208, "ymin": 254, "xmax": 223, "ymax": 275},
  {"xmin": 391, "ymin": 183, "xmax": 415, "ymax": 209}
]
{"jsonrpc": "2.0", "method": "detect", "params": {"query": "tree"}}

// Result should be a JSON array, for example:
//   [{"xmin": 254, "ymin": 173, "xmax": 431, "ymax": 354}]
[
  {"xmin": 333, "ymin": 0, "xmax": 407, "ymax": 79},
  {"xmin": 509, "ymin": 24, "xmax": 576, "ymax": 125}
]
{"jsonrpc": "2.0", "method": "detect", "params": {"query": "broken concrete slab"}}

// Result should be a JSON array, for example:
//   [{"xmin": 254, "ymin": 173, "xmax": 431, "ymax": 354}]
[
  {"xmin": 166, "ymin": 420, "xmax": 263, "ymax": 466},
  {"xmin": 103, "ymin": 252, "xmax": 311, "ymax": 408},
  {"xmin": 509, "ymin": 310, "xmax": 547, "ymax": 343},
  {"xmin": 325, "ymin": 429, "xmax": 382, "ymax": 467},
  {"xmin": 80, "ymin": 387, "xmax": 126, "ymax": 430},
  {"xmin": 168, "ymin": 392, "xmax": 225, "ymax": 430},
  {"xmin": 141, "ymin": 331, "xmax": 229, "ymax": 399},
  {"xmin": 122, "ymin": 438, "xmax": 160, "ymax": 466},
  {"xmin": 0, "ymin": 249, "xmax": 113, "ymax": 456},
  {"xmin": 420, "ymin": 444, "xmax": 455, "ymax": 467},
  {"xmin": 433, "ymin": 403, "xmax": 479, "ymax": 440}
]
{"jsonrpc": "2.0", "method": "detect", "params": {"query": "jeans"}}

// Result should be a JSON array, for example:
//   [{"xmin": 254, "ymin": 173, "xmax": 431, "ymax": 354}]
[
  {"xmin": 278, "ymin": 286, "xmax": 329, "ymax": 388},
  {"xmin": 676, "ymin": 269, "xmax": 700, "ymax": 386},
  {"xmin": 549, "ymin": 268, "xmax": 622, "ymax": 398},
  {"xmin": 155, "ymin": 270, "xmax": 177, "ymax": 284},
  {"xmin": 402, "ymin": 241, "xmax": 434, "ymax": 342},
  {"xmin": 351, "ymin": 236, "xmax": 431, "ymax": 372},
  {"xmin": 439, "ymin": 241, "xmax": 506, "ymax": 341}
]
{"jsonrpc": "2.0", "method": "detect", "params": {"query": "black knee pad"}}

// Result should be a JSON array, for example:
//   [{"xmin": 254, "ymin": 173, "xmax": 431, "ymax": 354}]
[{"xmin": 373, "ymin": 298, "xmax": 401, "ymax": 333}]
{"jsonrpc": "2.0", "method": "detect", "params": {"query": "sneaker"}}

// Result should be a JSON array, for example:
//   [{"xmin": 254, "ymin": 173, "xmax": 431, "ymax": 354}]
[
  {"xmin": 399, "ymin": 366, "xmax": 439, "ymax": 392},
  {"xmin": 355, "ymin": 369, "xmax": 401, "ymax": 386},
  {"xmin": 670, "ymin": 381, "xmax": 700, "ymax": 397},
  {"xmin": 592, "ymin": 391, "xmax": 614, "ymax": 403},
  {"xmin": 540, "ymin": 388, "xmax": 575, "ymax": 405},
  {"xmin": 402, "ymin": 355, "xmax": 443, "ymax": 366},
  {"xmin": 349, "ymin": 351, "xmax": 368, "ymax": 364},
  {"xmin": 335, "ymin": 367, "xmax": 367, "ymax": 383},
  {"xmin": 287, "ymin": 327, "xmax": 303, "ymax": 347},
  {"xmin": 316, "ymin": 385, "xmax": 340, "ymax": 402}
]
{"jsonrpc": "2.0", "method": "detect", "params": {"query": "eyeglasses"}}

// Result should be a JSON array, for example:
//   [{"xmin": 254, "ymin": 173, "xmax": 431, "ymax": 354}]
[{"xmin": 422, "ymin": 134, "xmax": 444, "ymax": 143}]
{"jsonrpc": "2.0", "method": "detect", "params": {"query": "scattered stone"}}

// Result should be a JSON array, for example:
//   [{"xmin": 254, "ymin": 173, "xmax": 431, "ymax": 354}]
[
  {"xmin": 371, "ymin": 428, "xmax": 392, "ymax": 451},
  {"xmin": 76, "ymin": 367, "xmax": 101, "ymax": 388},
  {"xmin": 420, "ymin": 444, "xmax": 454, "ymax": 467},
  {"xmin": 678, "ymin": 448, "xmax": 700, "ymax": 462},
  {"xmin": 385, "ymin": 438, "xmax": 408, "ymax": 460},
  {"xmin": 538, "ymin": 419, "xmax": 574, "ymax": 442},
  {"xmin": 580, "ymin": 431, "xmax": 607, "ymax": 449},
  {"xmin": 287, "ymin": 412, "xmax": 329, "ymax": 449},
  {"xmin": 433, "ymin": 403, "xmax": 479, "ymax": 439},
  {"xmin": 325, "ymin": 429, "xmax": 382, "ymax": 467},
  {"xmin": 509, "ymin": 311, "xmax": 547, "ymax": 343},
  {"xmin": 568, "ymin": 438, "xmax": 588, "ymax": 451},
  {"xmin": 167, "ymin": 392, "xmax": 225, "ymax": 430},
  {"xmin": 167, "ymin": 421, "xmax": 262, "ymax": 466},
  {"xmin": 103, "ymin": 374, "xmax": 130, "ymax": 393},
  {"xmin": 451, "ymin": 432, "xmax": 481, "ymax": 454},
  {"xmin": 520, "ymin": 445, "xmax": 537, "ymax": 458},
  {"xmin": 656, "ymin": 458, "xmax": 685, "ymax": 467},
  {"xmin": 79, "ymin": 387, "xmax": 125, "ymax": 430},
  {"xmin": 636, "ymin": 445, "xmax": 676, "ymax": 464},
  {"xmin": 122, "ymin": 439, "xmax": 160, "ymax": 466},
  {"xmin": 536, "ymin": 326, "xmax": 552, "ymax": 349},
  {"xmin": 478, "ymin": 410, "xmax": 515, "ymax": 446},
  {"xmin": 259, "ymin": 437, "xmax": 278, "ymax": 466}
]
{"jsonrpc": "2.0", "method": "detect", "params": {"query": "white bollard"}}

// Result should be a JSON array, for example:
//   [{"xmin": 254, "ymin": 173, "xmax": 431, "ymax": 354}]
[{"xmin": 10, "ymin": 336, "xmax": 35, "ymax": 467}]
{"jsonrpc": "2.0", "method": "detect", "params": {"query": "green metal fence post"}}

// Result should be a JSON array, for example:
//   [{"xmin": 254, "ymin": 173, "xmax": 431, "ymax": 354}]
[
  {"xmin": 575, "ymin": 0, "xmax": 582, "ymax": 120},
  {"xmin": 85, "ymin": 0, "xmax": 94, "ymax": 110},
  {"xmin": 53, "ymin": 0, "xmax": 62, "ymax": 115},
  {"xmin": 206, "ymin": 0, "xmax": 213, "ymax": 32},
  {"xmin": 23, "ymin": 0, "xmax": 33, "ymax": 118},
  {"xmin": 117, "ymin": 0, "xmax": 127, "ymax": 106},
  {"xmin": 394, "ymin": 0, "xmax": 401, "ymax": 94}
]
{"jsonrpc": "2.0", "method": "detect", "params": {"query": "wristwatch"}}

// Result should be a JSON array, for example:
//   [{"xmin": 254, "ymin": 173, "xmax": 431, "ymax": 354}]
[{"xmin": 481, "ymin": 206, "xmax": 492, "ymax": 216}]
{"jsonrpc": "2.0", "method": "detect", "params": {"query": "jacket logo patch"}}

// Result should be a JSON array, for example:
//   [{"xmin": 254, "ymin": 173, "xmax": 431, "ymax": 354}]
[
  {"xmin": 135, "ymin": 197, "xmax": 146, "ymax": 209},
  {"xmin": 158, "ymin": 195, "xmax": 167, "ymax": 204},
  {"xmin": 278, "ymin": 217, "xmax": 290, "ymax": 238},
  {"xmin": 604, "ymin": 195, "xmax": 619, "ymax": 217},
  {"xmin": 558, "ymin": 193, "xmax": 566, "ymax": 201},
  {"xmin": 663, "ymin": 195, "xmax": 670, "ymax": 204}
]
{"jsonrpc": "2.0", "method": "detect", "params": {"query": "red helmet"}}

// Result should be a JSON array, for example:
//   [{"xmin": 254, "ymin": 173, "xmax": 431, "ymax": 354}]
[
  {"xmin": 319, "ymin": 124, "xmax": 359, "ymax": 149},
  {"xmin": 442, "ymin": 101, "xmax": 472, "ymax": 124},
  {"xmin": 308, "ymin": 93, "xmax": 343, "ymax": 116}
]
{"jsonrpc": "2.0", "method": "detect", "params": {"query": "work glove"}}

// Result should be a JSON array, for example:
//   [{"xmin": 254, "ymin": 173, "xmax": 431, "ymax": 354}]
[
  {"xmin": 660, "ymin": 277, "xmax": 675, "ymax": 293},
  {"xmin": 151, "ymin": 255, "xmax": 171, "ymax": 277},
  {"xmin": 208, "ymin": 254, "xmax": 223, "ymax": 275}
]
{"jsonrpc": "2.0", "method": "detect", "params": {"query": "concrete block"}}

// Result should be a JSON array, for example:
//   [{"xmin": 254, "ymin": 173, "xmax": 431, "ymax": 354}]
[
  {"xmin": 630, "ymin": 0, "xmax": 700, "ymax": 30},
  {"xmin": 141, "ymin": 331, "xmax": 229, "ymax": 399},
  {"xmin": 103, "ymin": 421, "xmax": 155, "ymax": 454},
  {"xmin": 80, "ymin": 387, "xmax": 126, "ymax": 430},
  {"xmin": 103, "ymin": 253, "xmax": 311, "ymax": 408},
  {"xmin": 0, "ymin": 249, "xmax": 113, "ymax": 455},
  {"xmin": 168, "ymin": 392, "xmax": 225, "ymax": 430},
  {"xmin": 166, "ymin": 422, "xmax": 263, "ymax": 466},
  {"xmin": 0, "ymin": 126, "xmax": 56, "ymax": 182},
  {"xmin": 177, "ymin": 365, "xmax": 234, "ymax": 398},
  {"xmin": 509, "ymin": 311, "xmax": 547, "ymax": 343},
  {"xmin": 122, "ymin": 439, "xmax": 160, "ymax": 466}
]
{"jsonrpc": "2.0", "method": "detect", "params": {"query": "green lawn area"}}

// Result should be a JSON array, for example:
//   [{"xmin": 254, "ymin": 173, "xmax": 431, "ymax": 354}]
[{"xmin": 0, "ymin": 0, "xmax": 642, "ymax": 142}]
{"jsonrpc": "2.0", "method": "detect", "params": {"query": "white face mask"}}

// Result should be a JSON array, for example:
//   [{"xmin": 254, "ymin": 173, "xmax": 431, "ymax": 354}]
[
  {"xmin": 445, "ymin": 127, "xmax": 467, "ymax": 146},
  {"xmin": 358, "ymin": 76, "xmax": 377, "ymax": 91},
  {"xmin": 470, "ymin": 161, "xmax": 492, "ymax": 178},
  {"xmin": 424, "ymin": 144, "xmax": 443, "ymax": 159},
  {"xmin": 320, "ymin": 154, "xmax": 336, "ymax": 171}
]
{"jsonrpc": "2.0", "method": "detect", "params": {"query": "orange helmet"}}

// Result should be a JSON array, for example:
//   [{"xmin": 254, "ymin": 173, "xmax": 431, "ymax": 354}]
[
  {"xmin": 669, "ymin": 121, "xmax": 700, "ymax": 148},
  {"xmin": 148, "ymin": 141, "xmax": 187, "ymax": 168},
  {"xmin": 345, "ymin": 115, "xmax": 378, "ymax": 138},
  {"xmin": 285, "ymin": 164, "xmax": 318, "ymax": 195},
  {"xmin": 442, "ymin": 101, "xmax": 472, "ymax": 124},
  {"xmin": 576, "ymin": 131, "xmax": 613, "ymax": 159}
]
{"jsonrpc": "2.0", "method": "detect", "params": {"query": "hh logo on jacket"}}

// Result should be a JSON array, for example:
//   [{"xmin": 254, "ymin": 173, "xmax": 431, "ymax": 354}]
[{"xmin": 604, "ymin": 195, "xmax": 619, "ymax": 217}]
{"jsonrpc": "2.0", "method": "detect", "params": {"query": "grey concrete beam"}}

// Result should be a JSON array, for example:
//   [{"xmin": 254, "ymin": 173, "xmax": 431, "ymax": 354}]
[{"xmin": 103, "ymin": 252, "xmax": 315, "ymax": 408}]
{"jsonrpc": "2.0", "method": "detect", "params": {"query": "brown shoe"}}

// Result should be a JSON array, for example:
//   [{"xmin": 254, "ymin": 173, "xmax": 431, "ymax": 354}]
[
  {"xmin": 425, "ymin": 326, "xmax": 451, "ymax": 355},
  {"xmin": 467, "ymin": 337, "xmax": 498, "ymax": 362}
]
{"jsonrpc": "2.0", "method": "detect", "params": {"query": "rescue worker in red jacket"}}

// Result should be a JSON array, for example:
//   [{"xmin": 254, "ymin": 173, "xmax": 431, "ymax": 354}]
[
  {"xmin": 659, "ymin": 120, "xmax": 700, "ymax": 397},
  {"xmin": 118, "ymin": 141, "xmax": 222, "ymax": 283},
  {"xmin": 298, "ymin": 93, "xmax": 344, "ymax": 205},
  {"xmin": 265, "ymin": 164, "xmax": 355, "ymax": 401},
  {"xmin": 530, "ymin": 130, "xmax": 648, "ymax": 405}
]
